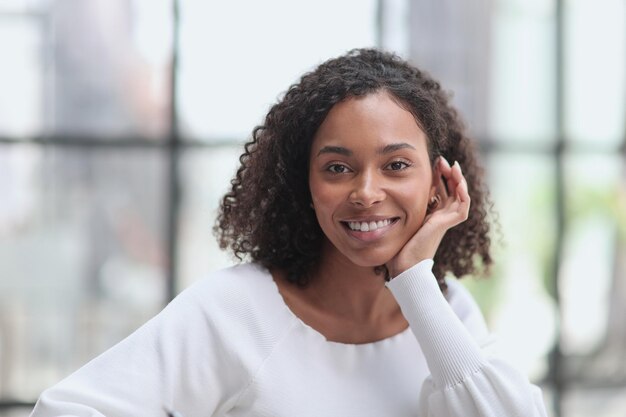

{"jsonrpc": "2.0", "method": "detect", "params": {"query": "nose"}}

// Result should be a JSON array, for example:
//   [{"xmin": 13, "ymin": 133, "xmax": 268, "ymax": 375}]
[{"xmin": 349, "ymin": 171, "xmax": 386, "ymax": 207}]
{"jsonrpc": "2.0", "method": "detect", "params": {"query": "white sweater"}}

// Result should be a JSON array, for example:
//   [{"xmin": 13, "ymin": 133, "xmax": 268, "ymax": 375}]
[{"xmin": 31, "ymin": 260, "xmax": 547, "ymax": 417}]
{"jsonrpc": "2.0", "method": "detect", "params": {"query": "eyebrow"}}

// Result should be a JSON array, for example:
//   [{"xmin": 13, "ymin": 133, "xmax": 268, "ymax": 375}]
[
  {"xmin": 317, "ymin": 146, "xmax": 352, "ymax": 157},
  {"xmin": 380, "ymin": 143, "xmax": 416, "ymax": 154},
  {"xmin": 316, "ymin": 142, "xmax": 416, "ymax": 157}
]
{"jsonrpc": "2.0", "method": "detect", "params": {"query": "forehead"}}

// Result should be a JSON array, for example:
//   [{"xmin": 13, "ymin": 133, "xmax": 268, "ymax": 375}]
[{"xmin": 310, "ymin": 91, "xmax": 428, "ymax": 152}]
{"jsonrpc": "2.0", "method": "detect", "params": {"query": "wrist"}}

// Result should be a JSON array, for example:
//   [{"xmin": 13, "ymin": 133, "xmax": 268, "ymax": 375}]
[
  {"xmin": 388, "ymin": 258, "xmax": 434, "ymax": 279},
  {"xmin": 388, "ymin": 244, "xmax": 441, "ymax": 279}
]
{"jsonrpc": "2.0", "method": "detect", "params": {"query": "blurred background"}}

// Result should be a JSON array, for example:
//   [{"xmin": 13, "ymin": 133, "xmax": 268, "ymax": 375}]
[{"xmin": 0, "ymin": 0, "xmax": 624, "ymax": 416}]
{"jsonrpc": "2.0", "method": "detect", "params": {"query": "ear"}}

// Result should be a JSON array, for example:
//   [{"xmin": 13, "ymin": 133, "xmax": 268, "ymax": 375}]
[{"xmin": 429, "ymin": 156, "xmax": 442, "ymax": 199}]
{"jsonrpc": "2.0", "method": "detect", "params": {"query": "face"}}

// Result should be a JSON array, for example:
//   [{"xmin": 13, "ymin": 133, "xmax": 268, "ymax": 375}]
[{"xmin": 308, "ymin": 91, "xmax": 437, "ymax": 268}]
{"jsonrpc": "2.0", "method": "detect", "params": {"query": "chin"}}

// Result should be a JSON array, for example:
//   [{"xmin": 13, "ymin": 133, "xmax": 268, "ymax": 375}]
[
  {"xmin": 321, "ymin": 237, "xmax": 402, "ymax": 270},
  {"xmin": 344, "ymin": 248, "xmax": 397, "ymax": 269}
]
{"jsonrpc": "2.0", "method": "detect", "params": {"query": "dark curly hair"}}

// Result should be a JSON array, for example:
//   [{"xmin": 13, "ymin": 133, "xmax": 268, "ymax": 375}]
[{"xmin": 215, "ymin": 48, "xmax": 493, "ymax": 291}]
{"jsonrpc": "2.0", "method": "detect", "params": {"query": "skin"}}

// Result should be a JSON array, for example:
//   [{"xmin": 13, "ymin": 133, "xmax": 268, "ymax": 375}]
[{"xmin": 274, "ymin": 91, "xmax": 470, "ymax": 344}]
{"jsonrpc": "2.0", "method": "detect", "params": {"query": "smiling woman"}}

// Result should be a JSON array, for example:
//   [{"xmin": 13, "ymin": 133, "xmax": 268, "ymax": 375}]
[
  {"xmin": 217, "ymin": 49, "xmax": 493, "ymax": 292},
  {"xmin": 30, "ymin": 49, "xmax": 548, "ymax": 417}
]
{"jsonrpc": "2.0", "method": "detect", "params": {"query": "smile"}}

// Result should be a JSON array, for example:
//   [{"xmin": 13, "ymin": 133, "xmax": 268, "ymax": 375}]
[
  {"xmin": 345, "ymin": 218, "xmax": 395, "ymax": 232},
  {"xmin": 340, "ymin": 217, "xmax": 400, "ymax": 241}
]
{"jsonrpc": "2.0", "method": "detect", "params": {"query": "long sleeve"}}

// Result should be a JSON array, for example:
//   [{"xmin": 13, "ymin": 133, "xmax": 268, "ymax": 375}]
[
  {"xmin": 386, "ymin": 260, "xmax": 548, "ymax": 417},
  {"xmin": 29, "ymin": 274, "xmax": 250, "ymax": 417}
]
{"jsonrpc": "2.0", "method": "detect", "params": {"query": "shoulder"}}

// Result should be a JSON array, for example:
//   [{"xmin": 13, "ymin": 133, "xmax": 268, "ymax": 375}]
[
  {"xmin": 186, "ymin": 262, "xmax": 273, "ymax": 298},
  {"xmin": 171, "ymin": 263, "xmax": 295, "ymax": 348},
  {"xmin": 178, "ymin": 263, "xmax": 280, "ymax": 314}
]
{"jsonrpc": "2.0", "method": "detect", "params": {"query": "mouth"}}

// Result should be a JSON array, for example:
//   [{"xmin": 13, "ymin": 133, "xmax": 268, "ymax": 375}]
[
  {"xmin": 339, "ymin": 217, "xmax": 400, "ymax": 241},
  {"xmin": 342, "ymin": 217, "xmax": 399, "ymax": 232}
]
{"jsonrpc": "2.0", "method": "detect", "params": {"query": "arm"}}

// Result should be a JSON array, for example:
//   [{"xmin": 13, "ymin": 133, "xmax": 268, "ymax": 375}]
[
  {"xmin": 386, "ymin": 158, "xmax": 547, "ymax": 416},
  {"xmin": 387, "ymin": 260, "xmax": 547, "ymax": 417},
  {"xmin": 30, "ymin": 278, "xmax": 247, "ymax": 417}
]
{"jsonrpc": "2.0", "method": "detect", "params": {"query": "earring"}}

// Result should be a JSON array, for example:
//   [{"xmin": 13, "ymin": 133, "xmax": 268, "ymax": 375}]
[{"xmin": 428, "ymin": 195, "xmax": 441, "ymax": 211}]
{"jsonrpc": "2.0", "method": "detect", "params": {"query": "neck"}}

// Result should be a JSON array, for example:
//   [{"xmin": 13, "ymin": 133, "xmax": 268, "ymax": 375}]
[
  {"xmin": 305, "ymin": 242, "xmax": 396, "ymax": 323},
  {"xmin": 272, "ymin": 241, "xmax": 408, "ymax": 344}
]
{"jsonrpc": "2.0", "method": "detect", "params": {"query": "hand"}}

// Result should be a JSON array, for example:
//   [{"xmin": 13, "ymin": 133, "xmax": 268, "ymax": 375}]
[{"xmin": 386, "ymin": 156, "xmax": 470, "ymax": 277}]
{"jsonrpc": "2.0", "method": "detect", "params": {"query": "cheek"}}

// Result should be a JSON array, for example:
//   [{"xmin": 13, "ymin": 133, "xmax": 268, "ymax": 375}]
[
  {"xmin": 398, "ymin": 188, "xmax": 430, "ymax": 224},
  {"xmin": 309, "ymin": 174, "xmax": 343, "ymax": 206},
  {"xmin": 309, "ymin": 180, "xmax": 336, "ymax": 223},
  {"xmin": 309, "ymin": 180, "xmax": 325, "ymax": 208}
]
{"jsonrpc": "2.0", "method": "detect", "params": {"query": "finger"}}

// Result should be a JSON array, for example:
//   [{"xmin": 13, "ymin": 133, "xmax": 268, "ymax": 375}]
[
  {"xmin": 435, "ymin": 176, "xmax": 448, "ymax": 200},
  {"xmin": 438, "ymin": 155, "xmax": 451, "ymax": 171},
  {"xmin": 454, "ymin": 163, "xmax": 471, "ymax": 203},
  {"xmin": 456, "ymin": 176, "xmax": 469, "ymax": 202},
  {"xmin": 454, "ymin": 170, "xmax": 471, "ymax": 220},
  {"xmin": 436, "ymin": 156, "xmax": 452, "ymax": 196},
  {"xmin": 451, "ymin": 161, "xmax": 464, "ymax": 185},
  {"xmin": 439, "ymin": 163, "xmax": 470, "ymax": 219},
  {"xmin": 452, "ymin": 162, "xmax": 466, "ymax": 198},
  {"xmin": 443, "ymin": 161, "xmax": 462, "ymax": 201}
]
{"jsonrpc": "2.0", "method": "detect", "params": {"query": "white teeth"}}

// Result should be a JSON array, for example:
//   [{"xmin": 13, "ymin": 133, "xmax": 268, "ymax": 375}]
[{"xmin": 347, "ymin": 219, "xmax": 392, "ymax": 232}]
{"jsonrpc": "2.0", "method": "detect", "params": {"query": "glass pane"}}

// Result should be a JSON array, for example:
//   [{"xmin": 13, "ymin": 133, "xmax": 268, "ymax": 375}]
[
  {"xmin": 560, "ymin": 155, "xmax": 624, "ymax": 373},
  {"xmin": 380, "ymin": 0, "xmax": 410, "ymax": 57},
  {"xmin": 0, "ymin": 15, "xmax": 42, "ymax": 137},
  {"xmin": 563, "ymin": 386, "xmax": 626, "ymax": 417},
  {"xmin": 0, "ymin": 409, "xmax": 31, "ymax": 417},
  {"xmin": 488, "ymin": 0, "xmax": 557, "ymax": 144},
  {"xmin": 177, "ymin": 146, "xmax": 242, "ymax": 291},
  {"xmin": 178, "ymin": 0, "xmax": 378, "ymax": 141},
  {"xmin": 408, "ymin": 0, "xmax": 492, "ymax": 139},
  {"xmin": 0, "ymin": 0, "xmax": 172, "ymax": 139},
  {"xmin": 0, "ymin": 145, "xmax": 168, "ymax": 401},
  {"xmin": 564, "ymin": 0, "xmax": 625, "ymax": 146},
  {"xmin": 0, "ymin": 1, "xmax": 41, "ymax": 12},
  {"xmin": 463, "ymin": 153, "xmax": 558, "ymax": 382}
]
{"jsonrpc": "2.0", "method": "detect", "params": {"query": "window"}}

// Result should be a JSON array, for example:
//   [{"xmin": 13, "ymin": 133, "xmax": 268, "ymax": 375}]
[{"xmin": 1, "ymin": 1, "xmax": 624, "ymax": 416}]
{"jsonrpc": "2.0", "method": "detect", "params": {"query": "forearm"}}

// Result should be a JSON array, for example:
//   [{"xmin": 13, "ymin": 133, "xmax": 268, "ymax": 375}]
[
  {"xmin": 387, "ymin": 259, "xmax": 485, "ymax": 388},
  {"xmin": 386, "ymin": 260, "xmax": 548, "ymax": 416}
]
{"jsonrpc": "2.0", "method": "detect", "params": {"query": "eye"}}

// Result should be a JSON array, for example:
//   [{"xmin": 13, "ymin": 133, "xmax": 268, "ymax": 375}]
[
  {"xmin": 386, "ymin": 160, "xmax": 411, "ymax": 171},
  {"xmin": 326, "ymin": 163, "xmax": 351, "ymax": 174}
]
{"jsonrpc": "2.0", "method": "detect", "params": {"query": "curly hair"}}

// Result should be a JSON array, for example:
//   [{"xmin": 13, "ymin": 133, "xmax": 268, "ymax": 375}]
[{"xmin": 215, "ymin": 48, "xmax": 493, "ymax": 291}]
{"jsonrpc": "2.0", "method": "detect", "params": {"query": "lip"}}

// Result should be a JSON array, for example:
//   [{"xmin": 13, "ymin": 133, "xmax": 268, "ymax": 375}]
[
  {"xmin": 340, "ymin": 215, "xmax": 397, "ymax": 222},
  {"xmin": 340, "ymin": 217, "xmax": 400, "ymax": 242}
]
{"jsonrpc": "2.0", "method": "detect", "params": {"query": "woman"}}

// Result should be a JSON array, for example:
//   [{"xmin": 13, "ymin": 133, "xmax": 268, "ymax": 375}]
[{"xmin": 31, "ymin": 49, "xmax": 547, "ymax": 416}]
